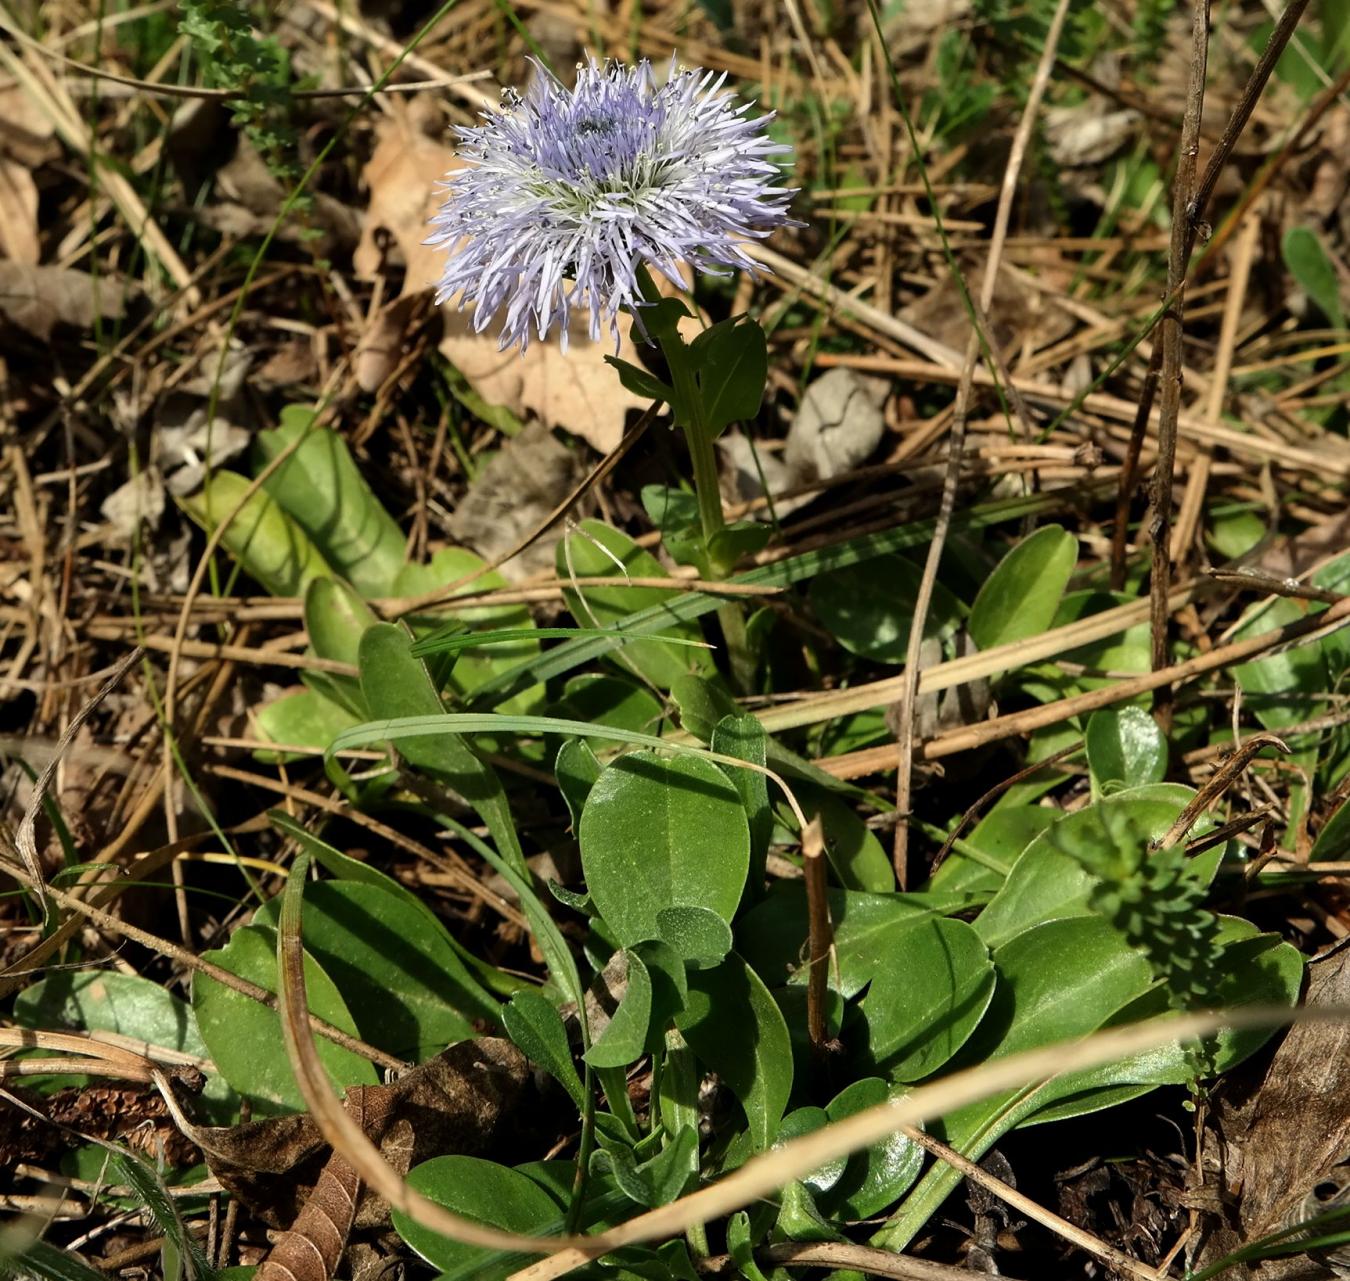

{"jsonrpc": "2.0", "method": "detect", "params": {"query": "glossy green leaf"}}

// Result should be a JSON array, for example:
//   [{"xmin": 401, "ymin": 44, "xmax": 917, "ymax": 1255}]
[
  {"xmin": 926, "ymin": 801, "xmax": 1057, "ymax": 898},
  {"xmin": 556, "ymin": 737, "xmax": 603, "ymax": 828},
  {"xmin": 741, "ymin": 890, "xmax": 989, "ymax": 1080},
  {"xmin": 974, "ymin": 783, "xmax": 1198, "ymax": 950},
  {"xmin": 677, "ymin": 952, "xmax": 792, "ymax": 1150},
  {"xmin": 857, "ymin": 916, "xmax": 996, "ymax": 1082},
  {"xmin": 1025, "ymin": 916, "xmax": 1303, "ymax": 1125},
  {"xmin": 821, "ymin": 1078, "xmax": 924, "ymax": 1219},
  {"xmin": 1313, "ymin": 796, "xmax": 1350, "ymax": 861},
  {"xmin": 1233, "ymin": 595, "xmax": 1335, "ymax": 731},
  {"xmin": 738, "ymin": 884, "xmax": 940, "ymax": 998},
  {"xmin": 192, "ymin": 923, "xmax": 377, "ymax": 1115},
  {"xmin": 806, "ymin": 789, "xmax": 895, "ymax": 893},
  {"xmin": 269, "ymin": 809, "xmax": 516, "ymax": 1002},
  {"xmin": 394, "ymin": 1157, "xmax": 561, "ymax": 1281},
  {"xmin": 503, "ymin": 988, "xmax": 586, "ymax": 1109},
  {"xmin": 606, "ymin": 355, "xmax": 675, "ymax": 402},
  {"xmin": 585, "ymin": 949, "xmax": 654, "ymax": 1068},
  {"xmin": 968, "ymin": 525, "xmax": 1077, "ymax": 651},
  {"xmin": 689, "ymin": 316, "xmax": 768, "ymax": 435},
  {"xmin": 579, "ymin": 751, "xmax": 749, "ymax": 948},
  {"xmin": 1085, "ymin": 706, "xmax": 1168, "ymax": 796},
  {"xmin": 1283, "ymin": 226, "xmax": 1346, "ymax": 329},
  {"xmin": 253, "ymin": 879, "xmax": 487, "ymax": 1060},
  {"xmin": 772, "ymin": 1107, "xmax": 846, "ymax": 1193},
  {"xmin": 178, "ymin": 470, "xmax": 330, "ymax": 598},
  {"xmin": 1016, "ymin": 590, "xmax": 1151, "ymax": 706},
  {"xmin": 809, "ymin": 554, "xmax": 961, "ymax": 663},
  {"xmin": 552, "ymin": 673, "xmax": 664, "ymax": 735},
  {"xmin": 305, "ymin": 577, "xmax": 376, "ymax": 667},
  {"xmin": 593, "ymin": 1125, "xmax": 699, "ymax": 1207},
  {"xmin": 256, "ymin": 408, "xmax": 406, "ymax": 597},
  {"xmin": 633, "ymin": 937, "xmax": 690, "ymax": 1040},
  {"xmin": 357, "ymin": 622, "xmax": 527, "ymax": 877},
  {"xmin": 557, "ymin": 520, "xmax": 716, "ymax": 691},
  {"xmin": 711, "ymin": 713, "xmax": 772, "ymax": 893},
  {"xmin": 14, "ymin": 971, "xmax": 235, "ymax": 1122},
  {"xmin": 302, "ymin": 577, "xmax": 375, "ymax": 717},
  {"xmin": 873, "ymin": 915, "xmax": 1157, "ymax": 1252},
  {"xmin": 656, "ymin": 905, "xmax": 734, "ymax": 969},
  {"xmin": 253, "ymin": 687, "xmax": 361, "ymax": 762}
]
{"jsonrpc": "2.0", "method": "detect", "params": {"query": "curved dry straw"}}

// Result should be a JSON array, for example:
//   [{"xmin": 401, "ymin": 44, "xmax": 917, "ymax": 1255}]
[{"xmin": 276, "ymin": 853, "xmax": 1329, "ymax": 1276}]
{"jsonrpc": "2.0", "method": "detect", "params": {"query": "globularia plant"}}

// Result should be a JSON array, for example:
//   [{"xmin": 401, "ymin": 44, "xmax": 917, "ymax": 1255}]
[{"xmin": 429, "ymin": 57, "xmax": 794, "ymax": 603}]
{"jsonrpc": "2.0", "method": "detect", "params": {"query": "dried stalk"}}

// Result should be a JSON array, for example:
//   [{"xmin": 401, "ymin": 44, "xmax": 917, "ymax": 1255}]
[{"xmin": 890, "ymin": 0, "xmax": 1074, "ymax": 878}]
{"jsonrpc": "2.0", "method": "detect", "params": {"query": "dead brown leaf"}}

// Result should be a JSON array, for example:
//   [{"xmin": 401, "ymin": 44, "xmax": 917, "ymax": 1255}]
[
  {"xmin": 353, "ymin": 95, "xmax": 654, "ymax": 451},
  {"xmin": 0, "ymin": 262, "xmax": 130, "ymax": 340},
  {"xmin": 355, "ymin": 97, "xmax": 462, "ymax": 295},
  {"xmin": 438, "ymin": 310, "xmax": 648, "ymax": 455},
  {"xmin": 0, "ymin": 156, "xmax": 39, "ymax": 265},
  {"xmin": 0, "ymin": 85, "xmax": 57, "ymax": 169},
  {"xmin": 448, "ymin": 419, "xmax": 588, "ymax": 578},
  {"xmin": 193, "ymin": 1037, "xmax": 534, "ymax": 1229},
  {"xmin": 1203, "ymin": 946, "xmax": 1342, "ymax": 1279}
]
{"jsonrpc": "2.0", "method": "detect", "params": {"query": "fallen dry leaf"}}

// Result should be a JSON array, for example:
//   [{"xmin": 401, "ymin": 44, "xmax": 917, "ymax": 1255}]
[
  {"xmin": 438, "ymin": 310, "xmax": 648, "ymax": 454},
  {"xmin": 448, "ymin": 419, "xmax": 588, "ymax": 579},
  {"xmin": 0, "ymin": 85, "xmax": 57, "ymax": 169},
  {"xmin": 353, "ymin": 94, "xmax": 655, "ymax": 452},
  {"xmin": 0, "ymin": 262, "xmax": 129, "ymax": 340},
  {"xmin": 0, "ymin": 156, "xmax": 39, "ymax": 265},
  {"xmin": 354, "ymin": 97, "xmax": 462, "ymax": 295}
]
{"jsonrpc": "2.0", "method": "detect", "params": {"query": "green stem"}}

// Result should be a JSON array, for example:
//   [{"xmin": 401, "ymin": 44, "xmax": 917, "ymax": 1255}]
[
  {"xmin": 634, "ymin": 265, "xmax": 753, "ymax": 686},
  {"xmin": 663, "ymin": 340, "xmax": 726, "ymax": 554},
  {"xmin": 660, "ymin": 1031, "xmax": 710, "ymax": 1258}
]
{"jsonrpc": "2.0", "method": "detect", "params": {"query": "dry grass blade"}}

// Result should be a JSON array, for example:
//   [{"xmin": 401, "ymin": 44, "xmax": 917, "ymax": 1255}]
[
  {"xmin": 898, "ymin": 1125, "xmax": 1166, "ymax": 1281},
  {"xmin": 890, "ymin": 0, "xmax": 1074, "ymax": 876},
  {"xmin": 1146, "ymin": 0, "xmax": 1211, "ymax": 721},
  {"xmin": 1156, "ymin": 733, "xmax": 1292, "ymax": 849},
  {"xmin": 508, "ymin": 1005, "xmax": 1318, "ymax": 1281},
  {"xmin": 725, "ymin": 1242, "xmax": 990, "ymax": 1280},
  {"xmin": 13, "ymin": 647, "xmax": 142, "ymax": 925},
  {"xmin": 818, "ymin": 596, "xmax": 1350, "ymax": 777}
]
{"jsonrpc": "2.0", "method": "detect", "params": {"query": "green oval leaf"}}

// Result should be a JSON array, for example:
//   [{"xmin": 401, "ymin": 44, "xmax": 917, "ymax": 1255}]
[
  {"xmin": 394, "ymin": 1156, "xmax": 561, "ymax": 1281},
  {"xmin": 821, "ymin": 1078, "xmax": 924, "ymax": 1219},
  {"xmin": 178, "ymin": 470, "xmax": 330, "ymax": 598},
  {"xmin": 809, "ymin": 554, "xmax": 961, "ymax": 663},
  {"xmin": 690, "ymin": 316, "xmax": 768, "ymax": 435},
  {"xmin": 257, "ymin": 409, "xmax": 406, "ymax": 598},
  {"xmin": 15, "ymin": 971, "xmax": 236, "ymax": 1122},
  {"xmin": 677, "ymin": 953, "xmax": 792, "ymax": 1150},
  {"xmin": 584, "ymin": 950, "xmax": 654, "ymax": 1069},
  {"xmin": 968, "ymin": 525, "xmax": 1077, "ymax": 651},
  {"xmin": 192, "ymin": 923, "xmax": 377, "ymax": 1115},
  {"xmin": 579, "ymin": 751, "xmax": 749, "ymax": 948},
  {"xmin": 974, "ymin": 783, "xmax": 1198, "ymax": 950},
  {"xmin": 253, "ymin": 880, "xmax": 486, "ymax": 1060},
  {"xmin": 656, "ymin": 905, "xmax": 734, "ymax": 969},
  {"xmin": 1085, "ymin": 706, "xmax": 1168, "ymax": 796},
  {"xmin": 503, "ymin": 989, "xmax": 586, "ymax": 1109}
]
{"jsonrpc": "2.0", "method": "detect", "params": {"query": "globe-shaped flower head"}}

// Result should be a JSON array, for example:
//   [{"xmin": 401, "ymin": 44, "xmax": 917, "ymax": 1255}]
[{"xmin": 428, "ymin": 57, "xmax": 795, "ymax": 353}]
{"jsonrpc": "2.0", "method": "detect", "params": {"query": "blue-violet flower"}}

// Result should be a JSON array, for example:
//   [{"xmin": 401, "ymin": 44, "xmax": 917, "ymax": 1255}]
[{"xmin": 428, "ymin": 57, "xmax": 794, "ymax": 353}]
